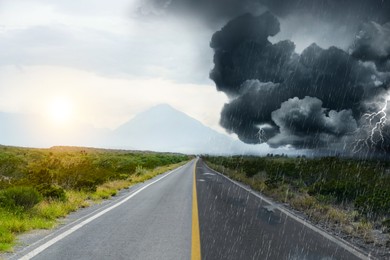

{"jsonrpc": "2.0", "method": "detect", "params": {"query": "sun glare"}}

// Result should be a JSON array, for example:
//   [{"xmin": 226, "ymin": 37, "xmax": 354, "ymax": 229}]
[{"xmin": 48, "ymin": 97, "xmax": 73, "ymax": 124}]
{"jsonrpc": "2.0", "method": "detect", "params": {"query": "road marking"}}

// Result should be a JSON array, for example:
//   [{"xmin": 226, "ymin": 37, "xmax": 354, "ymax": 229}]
[
  {"xmin": 17, "ymin": 163, "xmax": 188, "ymax": 260},
  {"xmin": 191, "ymin": 160, "xmax": 201, "ymax": 260},
  {"xmin": 202, "ymin": 162, "xmax": 371, "ymax": 260}
]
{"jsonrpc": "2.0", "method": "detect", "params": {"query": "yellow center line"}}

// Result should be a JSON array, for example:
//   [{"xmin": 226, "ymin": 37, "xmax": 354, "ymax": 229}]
[{"xmin": 191, "ymin": 160, "xmax": 201, "ymax": 260}]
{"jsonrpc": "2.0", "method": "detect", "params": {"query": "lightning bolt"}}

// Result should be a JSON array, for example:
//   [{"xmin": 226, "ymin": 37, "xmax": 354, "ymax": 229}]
[
  {"xmin": 257, "ymin": 128, "xmax": 268, "ymax": 143},
  {"xmin": 353, "ymin": 98, "xmax": 389, "ymax": 153}
]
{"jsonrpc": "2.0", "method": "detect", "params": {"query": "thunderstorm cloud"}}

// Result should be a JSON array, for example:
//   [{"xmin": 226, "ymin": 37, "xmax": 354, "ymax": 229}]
[
  {"xmin": 211, "ymin": 12, "xmax": 390, "ymax": 155},
  {"xmin": 142, "ymin": 0, "xmax": 390, "ymax": 156}
]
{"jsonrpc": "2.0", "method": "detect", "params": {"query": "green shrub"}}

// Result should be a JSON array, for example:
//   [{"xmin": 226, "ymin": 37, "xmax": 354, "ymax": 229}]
[
  {"xmin": 355, "ymin": 189, "xmax": 390, "ymax": 218},
  {"xmin": 118, "ymin": 174, "xmax": 129, "ymax": 180},
  {"xmin": 75, "ymin": 179, "xmax": 97, "ymax": 192},
  {"xmin": 36, "ymin": 184, "xmax": 67, "ymax": 201},
  {"xmin": 265, "ymin": 176, "xmax": 282, "ymax": 189},
  {"xmin": 0, "ymin": 186, "xmax": 42, "ymax": 210}
]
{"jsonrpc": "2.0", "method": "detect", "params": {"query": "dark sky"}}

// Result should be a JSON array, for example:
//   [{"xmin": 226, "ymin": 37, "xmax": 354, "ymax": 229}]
[{"xmin": 142, "ymin": 0, "xmax": 390, "ymax": 156}]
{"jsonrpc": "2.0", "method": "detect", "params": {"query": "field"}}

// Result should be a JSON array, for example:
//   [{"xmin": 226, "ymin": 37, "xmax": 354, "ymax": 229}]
[
  {"xmin": 204, "ymin": 155, "xmax": 390, "ymax": 251},
  {"xmin": 0, "ymin": 145, "xmax": 190, "ymax": 251}
]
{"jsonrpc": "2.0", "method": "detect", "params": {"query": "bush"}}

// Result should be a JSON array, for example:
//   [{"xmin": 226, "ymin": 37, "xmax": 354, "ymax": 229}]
[
  {"xmin": 0, "ymin": 186, "xmax": 42, "ymax": 210},
  {"xmin": 36, "ymin": 184, "xmax": 67, "ymax": 201},
  {"xmin": 75, "ymin": 179, "xmax": 97, "ymax": 192},
  {"xmin": 355, "ymin": 189, "xmax": 390, "ymax": 218},
  {"xmin": 265, "ymin": 176, "xmax": 282, "ymax": 189}
]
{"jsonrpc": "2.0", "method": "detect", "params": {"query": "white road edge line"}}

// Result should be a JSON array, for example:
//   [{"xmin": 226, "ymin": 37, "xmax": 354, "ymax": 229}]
[
  {"xmin": 17, "ymin": 162, "xmax": 191, "ymax": 260},
  {"xmin": 202, "ymin": 162, "xmax": 372, "ymax": 260}
]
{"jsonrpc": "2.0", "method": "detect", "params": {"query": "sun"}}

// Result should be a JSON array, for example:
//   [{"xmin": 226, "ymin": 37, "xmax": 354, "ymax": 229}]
[{"xmin": 47, "ymin": 97, "xmax": 73, "ymax": 124}]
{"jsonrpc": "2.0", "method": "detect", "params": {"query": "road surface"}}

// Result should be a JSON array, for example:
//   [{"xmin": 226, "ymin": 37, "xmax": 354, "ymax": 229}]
[
  {"xmin": 7, "ymin": 159, "xmax": 367, "ymax": 260},
  {"xmin": 196, "ymin": 159, "xmax": 365, "ymax": 260}
]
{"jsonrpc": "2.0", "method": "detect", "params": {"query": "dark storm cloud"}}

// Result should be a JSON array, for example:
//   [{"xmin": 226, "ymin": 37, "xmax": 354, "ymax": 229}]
[
  {"xmin": 351, "ymin": 21, "xmax": 390, "ymax": 72},
  {"xmin": 269, "ymin": 97, "xmax": 357, "ymax": 148},
  {"xmin": 211, "ymin": 12, "xmax": 390, "ymax": 152},
  {"xmin": 210, "ymin": 12, "xmax": 382, "ymax": 101},
  {"xmin": 140, "ymin": 0, "xmax": 390, "ymax": 154},
  {"xmin": 141, "ymin": 0, "xmax": 390, "ymax": 24},
  {"xmin": 262, "ymin": 0, "xmax": 390, "ymax": 22},
  {"xmin": 209, "ymin": 12, "xmax": 286, "ymax": 95},
  {"xmin": 220, "ymin": 80, "xmax": 284, "ymax": 144},
  {"xmin": 139, "ymin": 0, "xmax": 264, "ymax": 23}
]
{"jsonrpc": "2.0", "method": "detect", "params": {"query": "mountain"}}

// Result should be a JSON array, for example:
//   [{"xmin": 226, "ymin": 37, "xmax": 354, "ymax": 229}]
[
  {"xmin": 109, "ymin": 104, "xmax": 267, "ymax": 155},
  {"xmin": 0, "ymin": 104, "xmax": 274, "ymax": 155}
]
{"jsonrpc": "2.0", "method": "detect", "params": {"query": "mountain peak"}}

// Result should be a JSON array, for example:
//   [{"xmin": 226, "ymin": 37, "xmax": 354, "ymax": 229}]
[
  {"xmin": 116, "ymin": 103, "xmax": 204, "ymax": 134},
  {"xmin": 148, "ymin": 103, "xmax": 176, "ymax": 111},
  {"xmin": 128, "ymin": 103, "xmax": 200, "ymax": 126},
  {"xmin": 109, "ymin": 104, "xmax": 267, "ymax": 155},
  {"xmin": 140, "ymin": 103, "xmax": 183, "ymax": 117},
  {"xmin": 111, "ymin": 104, "xmax": 229, "ymax": 153}
]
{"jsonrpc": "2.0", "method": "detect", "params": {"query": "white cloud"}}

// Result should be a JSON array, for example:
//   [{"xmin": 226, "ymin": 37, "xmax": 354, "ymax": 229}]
[{"xmin": 0, "ymin": 1, "xmax": 213, "ymax": 83}]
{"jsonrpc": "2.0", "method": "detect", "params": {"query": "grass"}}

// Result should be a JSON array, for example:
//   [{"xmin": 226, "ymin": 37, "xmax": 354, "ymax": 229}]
[
  {"xmin": 0, "ymin": 160, "xmax": 188, "ymax": 252},
  {"xmin": 0, "ymin": 208, "xmax": 55, "ymax": 251}
]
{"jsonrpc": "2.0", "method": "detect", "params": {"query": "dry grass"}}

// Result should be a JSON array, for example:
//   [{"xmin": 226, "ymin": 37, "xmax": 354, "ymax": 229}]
[
  {"xmin": 354, "ymin": 221, "xmax": 374, "ymax": 243},
  {"xmin": 290, "ymin": 195, "xmax": 317, "ymax": 211}
]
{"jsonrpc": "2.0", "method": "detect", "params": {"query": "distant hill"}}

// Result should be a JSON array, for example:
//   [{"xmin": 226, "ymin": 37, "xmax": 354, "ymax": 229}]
[
  {"xmin": 108, "ymin": 104, "xmax": 267, "ymax": 155},
  {"xmin": 0, "ymin": 104, "xmax": 277, "ymax": 155}
]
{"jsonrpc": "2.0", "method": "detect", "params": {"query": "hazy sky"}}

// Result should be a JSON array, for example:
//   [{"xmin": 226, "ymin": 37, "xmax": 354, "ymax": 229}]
[
  {"xmin": 0, "ymin": 0, "xmax": 227, "ymax": 133},
  {"xmin": 2, "ymin": 0, "xmax": 390, "ymax": 156}
]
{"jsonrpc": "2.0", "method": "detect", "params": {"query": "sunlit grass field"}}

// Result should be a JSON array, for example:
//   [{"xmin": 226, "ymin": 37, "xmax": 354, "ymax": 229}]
[{"xmin": 0, "ymin": 145, "xmax": 190, "ymax": 251}]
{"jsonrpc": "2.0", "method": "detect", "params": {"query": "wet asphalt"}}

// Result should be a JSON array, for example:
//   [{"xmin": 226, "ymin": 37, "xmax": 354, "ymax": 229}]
[{"xmin": 196, "ymin": 159, "xmax": 364, "ymax": 260}]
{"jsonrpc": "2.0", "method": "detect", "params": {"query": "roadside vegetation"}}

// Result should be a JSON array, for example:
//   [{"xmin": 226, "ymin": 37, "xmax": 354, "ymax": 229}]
[
  {"xmin": 0, "ymin": 145, "xmax": 189, "ymax": 252},
  {"xmin": 204, "ymin": 155, "xmax": 390, "ymax": 254}
]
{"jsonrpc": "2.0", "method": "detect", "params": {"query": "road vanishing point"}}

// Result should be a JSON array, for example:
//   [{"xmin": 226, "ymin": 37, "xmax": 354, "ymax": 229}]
[{"xmin": 7, "ymin": 159, "xmax": 369, "ymax": 260}]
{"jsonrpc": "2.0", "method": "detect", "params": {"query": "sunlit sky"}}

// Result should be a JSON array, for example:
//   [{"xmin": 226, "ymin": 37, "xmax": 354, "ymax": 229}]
[
  {"xmin": 0, "ymin": 0, "xmax": 228, "ymax": 133},
  {"xmin": 1, "ymin": 0, "xmax": 336, "ymax": 155}
]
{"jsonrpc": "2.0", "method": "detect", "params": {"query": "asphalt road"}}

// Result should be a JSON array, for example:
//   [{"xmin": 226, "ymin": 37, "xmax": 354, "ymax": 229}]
[
  {"xmin": 11, "ymin": 161, "xmax": 194, "ymax": 260},
  {"xmin": 196, "ymin": 159, "xmax": 366, "ymax": 260},
  {"xmin": 7, "ymin": 158, "xmax": 368, "ymax": 260}
]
